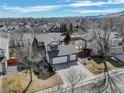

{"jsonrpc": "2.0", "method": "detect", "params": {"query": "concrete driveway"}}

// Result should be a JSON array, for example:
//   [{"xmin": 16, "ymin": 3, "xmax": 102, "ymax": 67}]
[
  {"xmin": 7, "ymin": 65, "xmax": 18, "ymax": 76},
  {"xmin": 53, "ymin": 61, "xmax": 93, "ymax": 83},
  {"xmin": 0, "ymin": 65, "xmax": 18, "ymax": 79}
]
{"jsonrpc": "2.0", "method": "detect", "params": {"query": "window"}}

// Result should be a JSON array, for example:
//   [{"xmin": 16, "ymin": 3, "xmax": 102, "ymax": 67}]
[{"xmin": 50, "ymin": 45, "xmax": 58, "ymax": 51}]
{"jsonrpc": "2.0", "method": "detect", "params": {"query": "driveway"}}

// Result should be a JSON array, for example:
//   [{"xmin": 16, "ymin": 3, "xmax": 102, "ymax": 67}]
[
  {"xmin": 0, "ymin": 65, "xmax": 18, "ymax": 79},
  {"xmin": 7, "ymin": 65, "xmax": 18, "ymax": 76},
  {"xmin": 53, "ymin": 61, "xmax": 93, "ymax": 83}
]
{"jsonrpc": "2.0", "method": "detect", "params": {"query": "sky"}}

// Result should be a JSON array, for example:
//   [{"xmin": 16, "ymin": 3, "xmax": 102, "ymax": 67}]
[{"xmin": 0, "ymin": 0, "xmax": 124, "ymax": 18}]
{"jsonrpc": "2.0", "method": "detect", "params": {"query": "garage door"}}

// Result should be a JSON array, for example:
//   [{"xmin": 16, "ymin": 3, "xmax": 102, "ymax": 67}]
[
  {"xmin": 53, "ymin": 56, "xmax": 67, "ymax": 64},
  {"xmin": 70, "ymin": 54, "xmax": 76, "ymax": 61}
]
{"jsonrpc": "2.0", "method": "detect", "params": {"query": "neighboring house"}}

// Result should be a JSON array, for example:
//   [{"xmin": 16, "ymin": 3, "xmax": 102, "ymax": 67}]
[
  {"xmin": 71, "ymin": 32, "xmax": 93, "ymax": 50},
  {"xmin": 32, "ymin": 33, "xmax": 78, "ymax": 65},
  {"xmin": 109, "ymin": 32, "xmax": 124, "ymax": 54},
  {"xmin": 87, "ymin": 32, "xmax": 124, "ymax": 55},
  {"xmin": 72, "ymin": 32, "xmax": 124, "ymax": 56},
  {"xmin": 0, "ymin": 37, "xmax": 9, "ymax": 75}
]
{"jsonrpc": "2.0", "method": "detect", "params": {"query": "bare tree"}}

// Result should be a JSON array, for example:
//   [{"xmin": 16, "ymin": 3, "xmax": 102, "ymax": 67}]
[
  {"xmin": 92, "ymin": 18, "xmax": 123, "ymax": 93},
  {"xmin": 22, "ymin": 41, "xmax": 34, "ymax": 93},
  {"xmin": 66, "ymin": 69, "xmax": 82, "ymax": 93},
  {"xmin": 15, "ymin": 39, "xmax": 33, "ymax": 93}
]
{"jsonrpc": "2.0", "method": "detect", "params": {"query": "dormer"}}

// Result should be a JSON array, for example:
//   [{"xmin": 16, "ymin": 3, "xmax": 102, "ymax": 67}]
[{"xmin": 47, "ymin": 41, "xmax": 59, "ymax": 51}]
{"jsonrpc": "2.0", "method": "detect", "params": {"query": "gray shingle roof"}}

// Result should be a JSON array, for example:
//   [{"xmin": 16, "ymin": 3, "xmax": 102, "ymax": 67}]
[
  {"xmin": 23, "ymin": 33, "xmax": 77, "ymax": 58},
  {"xmin": 0, "ymin": 57, "xmax": 4, "ymax": 62},
  {"xmin": 113, "ymin": 53, "xmax": 124, "ymax": 63},
  {"xmin": 23, "ymin": 33, "xmax": 62, "ymax": 45},
  {"xmin": 36, "ymin": 34, "xmax": 54, "ymax": 45},
  {"xmin": 48, "ymin": 44, "xmax": 77, "ymax": 57},
  {"xmin": 0, "ymin": 37, "xmax": 9, "ymax": 50}
]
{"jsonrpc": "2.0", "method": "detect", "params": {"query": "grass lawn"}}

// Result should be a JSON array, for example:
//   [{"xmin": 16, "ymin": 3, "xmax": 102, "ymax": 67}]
[
  {"xmin": 81, "ymin": 59, "xmax": 115, "ymax": 75},
  {"xmin": 1, "ymin": 71, "xmax": 62, "ymax": 93},
  {"xmin": 92, "ymin": 56, "xmax": 124, "ymax": 67},
  {"xmin": 0, "ymin": 78, "xmax": 2, "ymax": 93}
]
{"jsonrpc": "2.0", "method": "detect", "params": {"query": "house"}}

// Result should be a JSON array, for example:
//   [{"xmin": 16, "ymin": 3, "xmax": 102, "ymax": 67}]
[
  {"xmin": 71, "ymin": 32, "xmax": 93, "ymax": 50},
  {"xmin": 0, "ymin": 37, "xmax": 9, "ymax": 75},
  {"xmin": 109, "ymin": 32, "xmax": 124, "ymax": 54},
  {"xmin": 47, "ymin": 42, "xmax": 77, "ymax": 64},
  {"xmin": 72, "ymin": 32, "xmax": 124, "ymax": 56},
  {"xmin": 32, "ymin": 33, "xmax": 78, "ymax": 65},
  {"xmin": 87, "ymin": 32, "xmax": 124, "ymax": 55}
]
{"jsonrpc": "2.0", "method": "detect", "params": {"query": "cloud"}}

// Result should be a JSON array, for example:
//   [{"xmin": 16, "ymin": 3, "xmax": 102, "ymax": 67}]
[
  {"xmin": 68, "ymin": 0, "xmax": 124, "ymax": 7},
  {"xmin": 3, "ymin": 5, "xmax": 61, "ymax": 13},
  {"xmin": 66, "ymin": 0, "xmax": 90, "ymax": 2},
  {"xmin": 112, "ymin": 0, "xmax": 124, "ymax": 2},
  {"xmin": 68, "ymin": 1, "xmax": 109, "ymax": 7},
  {"xmin": 72, "ymin": 8, "xmax": 124, "ymax": 14}
]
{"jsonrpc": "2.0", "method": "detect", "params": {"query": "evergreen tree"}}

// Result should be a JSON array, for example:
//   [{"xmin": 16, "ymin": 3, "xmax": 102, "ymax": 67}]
[
  {"xmin": 63, "ymin": 23, "xmax": 68, "ymax": 35},
  {"xmin": 64, "ymin": 31, "xmax": 71, "ymax": 44},
  {"xmin": 60, "ymin": 22, "xmax": 64, "ymax": 33},
  {"xmin": 60, "ymin": 23, "xmax": 68, "ymax": 35},
  {"xmin": 69, "ymin": 23, "xmax": 73, "ymax": 34}
]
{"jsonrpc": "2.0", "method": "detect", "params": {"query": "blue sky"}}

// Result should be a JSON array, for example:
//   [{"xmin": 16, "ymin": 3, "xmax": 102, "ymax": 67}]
[{"xmin": 0, "ymin": 0, "xmax": 124, "ymax": 17}]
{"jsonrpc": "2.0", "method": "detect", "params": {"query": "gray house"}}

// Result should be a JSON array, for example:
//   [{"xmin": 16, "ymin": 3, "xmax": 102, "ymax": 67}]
[
  {"xmin": 32, "ymin": 33, "xmax": 78, "ymax": 65},
  {"xmin": 0, "ymin": 37, "xmax": 9, "ymax": 75},
  {"xmin": 47, "ymin": 41, "xmax": 77, "ymax": 64}
]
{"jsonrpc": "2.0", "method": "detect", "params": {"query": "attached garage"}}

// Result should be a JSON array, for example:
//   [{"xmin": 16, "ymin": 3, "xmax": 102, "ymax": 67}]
[
  {"xmin": 70, "ymin": 54, "xmax": 77, "ymax": 61},
  {"xmin": 53, "ymin": 56, "xmax": 67, "ymax": 64},
  {"xmin": 47, "ymin": 44, "xmax": 77, "ymax": 65}
]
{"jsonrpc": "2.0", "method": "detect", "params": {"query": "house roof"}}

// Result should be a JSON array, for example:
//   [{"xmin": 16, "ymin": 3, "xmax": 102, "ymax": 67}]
[
  {"xmin": 0, "ymin": 57, "xmax": 4, "ymax": 62},
  {"xmin": 0, "ymin": 37, "xmax": 9, "ymax": 50},
  {"xmin": 48, "ymin": 44, "xmax": 77, "ymax": 57},
  {"xmin": 23, "ymin": 33, "xmax": 62, "ymax": 46},
  {"xmin": 48, "ymin": 33, "xmax": 62, "ymax": 41},
  {"xmin": 48, "ymin": 41, "xmax": 60, "ymax": 46},
  {"xmin": 112, "ymin": 53, "xmax": 124, "ymax": 63},
  {"xmin": 36, "ymin": 33, "xmax": 54, "ymax": 45}
]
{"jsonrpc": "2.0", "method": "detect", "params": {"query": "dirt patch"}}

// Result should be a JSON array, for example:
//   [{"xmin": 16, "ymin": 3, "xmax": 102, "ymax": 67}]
[
  {"xmin": 1, "ymin": 71, "xmax": 62, "ymax": 93},
  {"xmin": 81, "ymin": 59, "xmax": 115, "ymax": 75}
]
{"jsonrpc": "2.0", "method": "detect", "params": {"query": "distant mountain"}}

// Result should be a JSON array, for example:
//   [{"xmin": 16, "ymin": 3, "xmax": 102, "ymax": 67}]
[{"xmin": 103, "ymin": 11, "xmax": 124, "ymax": 17}]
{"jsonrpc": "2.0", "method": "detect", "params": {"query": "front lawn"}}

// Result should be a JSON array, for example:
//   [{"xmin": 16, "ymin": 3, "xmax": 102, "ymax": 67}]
[
  {"xmin": 1, "ymin": 71, "xmax": 62, "ymax": 93},
  {"xmin": 81, "ymin": 59, "xmax": 115, "ymax": 75},
  {"xmin": 92, "ymin": 56, "xmax": 124, "ymax": 67}
]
